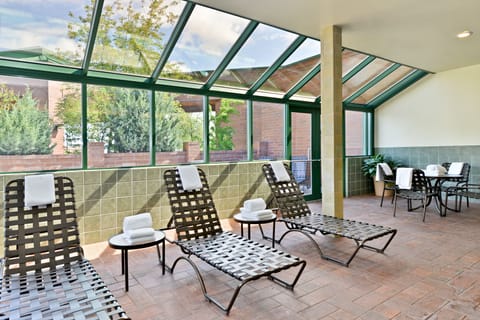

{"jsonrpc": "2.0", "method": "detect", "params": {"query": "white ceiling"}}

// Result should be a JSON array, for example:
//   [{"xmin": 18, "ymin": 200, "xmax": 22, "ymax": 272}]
[{"xmin": 192, "ymin": 0, "xmax": 480, "ymax": 73}]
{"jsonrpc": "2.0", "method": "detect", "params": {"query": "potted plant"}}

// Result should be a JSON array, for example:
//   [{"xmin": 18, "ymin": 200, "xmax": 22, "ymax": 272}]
[{"xmin": 362, "ymin": 154, "xmax": 401, "ymax": 196}]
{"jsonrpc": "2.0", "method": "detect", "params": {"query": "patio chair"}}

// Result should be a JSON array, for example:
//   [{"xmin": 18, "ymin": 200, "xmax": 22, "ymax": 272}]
[
  {"xmin": 439, "ymin": 162, "xmax": 471, "ymax": 213},
  {"xmin": 377, "ymin": 163, "xmax": 396, "ymax": 207},
  {"xmin": 163, "ymin": 166, "xmax": 306, "ymax": 315},
  {"xmin": 262, "ymin": 162, "xmax": 397, "ymax": 267},
  {"xmin": 0, "ymin": 175, "xmax": 128, "ymax": 319},
  {"xmin": 445, "ymin": 183, "xmax": 480, "ymax": 213},
  {"xmin": 393, "ymin": 168, "xmax": 438, "ymax": 222}
]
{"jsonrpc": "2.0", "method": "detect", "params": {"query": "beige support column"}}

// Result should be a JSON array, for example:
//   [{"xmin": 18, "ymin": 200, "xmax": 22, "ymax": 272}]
[{"xmin": 320, "ymin": 25, "xmax": 343, "ymax": 218}]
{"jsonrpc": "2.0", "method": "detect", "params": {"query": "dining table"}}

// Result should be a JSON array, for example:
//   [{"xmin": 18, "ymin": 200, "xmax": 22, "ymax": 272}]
[{"xmin": 423, "ymin": 173, "xmax": 463, "ymax": 216}]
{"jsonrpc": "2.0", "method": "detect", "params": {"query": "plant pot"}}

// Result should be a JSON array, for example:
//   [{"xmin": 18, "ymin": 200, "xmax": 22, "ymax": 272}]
[{"xmin": 373, "ymin": 179, "xmax": 393, "ymax": 197}]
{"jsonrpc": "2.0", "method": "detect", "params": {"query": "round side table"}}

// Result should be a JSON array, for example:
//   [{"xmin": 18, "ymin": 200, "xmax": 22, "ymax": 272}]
[
  {"xmin": 233, "ymin": 213, "xmax": 276, "ymax": 247},
  {"xmin": 108, "ymin": 230, "xmax": 165, "ymax": 291}
]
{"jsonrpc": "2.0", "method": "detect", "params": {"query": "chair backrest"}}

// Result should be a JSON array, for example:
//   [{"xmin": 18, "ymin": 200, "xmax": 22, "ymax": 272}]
[
  {"xmin": 3, "ymin": 176, "xmax": 82, "ymax": 277},
  {"xmin": 410, "ymin": 169, "xmax": 431, "ymax": 192},
  {"xmin": 262, "ymin": 163, "xmax": 312, "ymax": 219},
  {"xmin": 377, "ymin": 164, "xmax": 395, "ymax": 182},
  {"xmin": 163, "ymin": 167, "xmax": 223, "ymax": 241},
  {"xmin": 441, "ymin": 162, "xmax": 470, "ymax": 182}
]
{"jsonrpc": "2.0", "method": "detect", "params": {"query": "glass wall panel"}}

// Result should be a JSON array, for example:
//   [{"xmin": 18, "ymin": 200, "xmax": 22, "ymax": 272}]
[
  {"xmin": 159, "ymin": 6, "xmax": 249, "ymax": 84},
  {"xmin": 343, "ymin": 59, "xmax": 393, "ymax": 99},
  {"xmin": 213, "ymin": 24, "xmax": 297, "ymax": 92},
  {"xmin": 345, "ymin": 110, "xmax": 365, "ymax": 156},
  {"xmin": 87, "ymin": 85, "xmax": 150, "ymax": 168},
  {"xmin": 209, "ymin": 97, "xmax": 247, "ymax": 163},
  {"xmin": 257, "ymin": 38, "xmax": 320, "ymax": 97},
  {"xmin": 0, "ymin": 76, "xmax": 82, "ymax": 172},
  {"xmin": 0, "ymin": 1, "xmax": 90, "ymax": 67},
  {"xmin": 90, "ymin": 0, "xmax": 184, "ymax": 76},
  {"xmin": 353, "ymin": 66, "xmax": 414, "ymax": 104},
  {"xmin": 253, "ymin": 102, "xmax": 284, "ymax": 160},
  {"xmin": 155, "ymin": 93, "xmax": 204, "ymax": 164}
]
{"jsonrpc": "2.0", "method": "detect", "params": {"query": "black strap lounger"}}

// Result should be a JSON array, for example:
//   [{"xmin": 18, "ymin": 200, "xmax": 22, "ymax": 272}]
[
  {"xmin": 163, "ymin": 167, "xmax": 306, "ymax": 315},
  {"xmin": 1, "ymin": 176, "xmax": 128, "ymax": 320},
  {"xmin": 262, "ymin": 163, "xmax": 397, "ymax": 267}
]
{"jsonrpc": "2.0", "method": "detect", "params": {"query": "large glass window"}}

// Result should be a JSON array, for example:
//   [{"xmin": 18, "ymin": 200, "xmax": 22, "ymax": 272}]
[
  {"xmin": 345, "ymin": 110, "xmax": 366, "ymax": 156},
  {"xmin": 0, "ymin": 76, "xmax": 82, "ymax": 172},
  {"xmin": 253, "ymin": 102, "xmax": 284, "ymax": 160},
  {"xmin": 209, "ymin": 97, "xmax": 247, "ymax": 163},
  {"xmin": 155, "ymin": 93, "xmax": 204, "ymax": 164},
  {"xmin": 87, "ymin": 85, "xmax": 150, "ymax": 168}
]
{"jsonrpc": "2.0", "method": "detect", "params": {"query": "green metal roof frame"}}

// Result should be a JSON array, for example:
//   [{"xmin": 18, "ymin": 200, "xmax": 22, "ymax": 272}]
[{"xmin": 0, "ymin": 0, "xmax": 430, "ymax": 111}]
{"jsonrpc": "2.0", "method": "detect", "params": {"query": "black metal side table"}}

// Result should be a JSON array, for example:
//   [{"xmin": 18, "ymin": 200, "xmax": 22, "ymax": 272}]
[
  {"xmin": 233, "ymin": 213, "xmax": 277, "ymax": 247},
  {"xmin": 108, "ymin": 230, "xmax": 166, "ymax": 291}
]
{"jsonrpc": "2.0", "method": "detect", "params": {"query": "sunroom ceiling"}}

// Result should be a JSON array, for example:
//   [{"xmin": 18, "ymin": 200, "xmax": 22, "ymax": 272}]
[{"xmin": 0, "ymin": 0, "xmax": 430, "ymax": 110}]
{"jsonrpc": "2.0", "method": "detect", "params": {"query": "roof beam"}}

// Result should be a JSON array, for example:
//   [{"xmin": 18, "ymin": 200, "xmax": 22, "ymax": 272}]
[
  {"xmin": 150, "ymin": 1, "xmax": 195, "ymax": 83},
  {"xmin": 246, "ymin": 35, "xmax": 306, "ymax": 95},
  {"xmin": 81, "ymin": 0, "xmax": 104, "ymax": 75},
  {"xmin": 284, "ymin": 63, "xmax": 321, "ymax": 99},
  {"xmin": 344, "ymin": 63, "xmax": 401, "ymax": 103},
  {"xmin": 202, "ymin": 21, "xmax": 259, "ymax": 90},
  {"xmin": 368, "ymin": 69, "xmax": 429, "ymax": 108}
]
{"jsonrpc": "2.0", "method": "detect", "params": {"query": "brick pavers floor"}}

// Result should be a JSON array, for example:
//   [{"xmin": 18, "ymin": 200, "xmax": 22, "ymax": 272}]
[{"xmin": 86, "ymin": 195, "xmax": 480, "ymax": 319}]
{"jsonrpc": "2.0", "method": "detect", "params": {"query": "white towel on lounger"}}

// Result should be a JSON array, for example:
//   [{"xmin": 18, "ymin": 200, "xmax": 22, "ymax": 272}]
[
  {"xmin": 270, "ymin": 161, "xmax": 290, "ymax": 182},
  {"xmin": 24, "ymin": 174, "xmax": 56, "ymax": 207},
  {"xmin": 177, "ymin": 165, "xmax": 202, "ymax": 191}
]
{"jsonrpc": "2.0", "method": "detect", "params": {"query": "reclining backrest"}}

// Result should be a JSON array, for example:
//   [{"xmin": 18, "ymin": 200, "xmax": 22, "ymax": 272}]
[
  {"xmin": 262, "ymin": 163, "xmax": 312, "ymax": 219},
  {"xmin": 164, "ymin": 167, "xmax": 223, "ymax": 241},
  {"xmin": 3, "ymin": 176, "xmax": 82, "ymax": 277}
]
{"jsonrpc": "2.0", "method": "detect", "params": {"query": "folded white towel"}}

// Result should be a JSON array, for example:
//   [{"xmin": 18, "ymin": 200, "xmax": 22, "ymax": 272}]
[
  {"xmin": 396, "ymin": 168, "xmax": 413, "ymax": 190},
  {"xmin": 177, "ymin": 165, "xmax": 202, "ymax": 191},
  {"xmin": 270, "ymin": 161, "xmax": 291, "ymax": 182},
  {"xmin": 448, "ymin": 162, "xmax": 464, "ymax": 175},
  {"xmin": 24, "ymin": 174, "xmax": 56, "ymax": 207},
  {"xmin": 124, "ymin": 234, "xmax": 156, "ymax": 245},
  {"xmin": 244, "ymin": 198, "xmax": 266, "ymax": 212},
  {"xmin": 124, "ymin": 227, "xmax": 155, "ymax": 239},
  {"xmin": 375, "ymin": 163, "xmax": 394, "ymax": 181},
  {"xmin": 123, "ymin": 212, "xmax": 153, "ymax": 232},
  {"xmin": 241, "ymin": 209, "xmax": 274, "ymax": 220},
  {"xmin": 425, "ymin": 164, "xmax": 446, "ymax": 176}
]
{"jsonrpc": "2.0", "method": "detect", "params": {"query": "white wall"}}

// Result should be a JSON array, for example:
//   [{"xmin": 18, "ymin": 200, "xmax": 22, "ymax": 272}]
[{"xmin": 375, "ymin": 64, "xmax": 480, "ymax": 147}]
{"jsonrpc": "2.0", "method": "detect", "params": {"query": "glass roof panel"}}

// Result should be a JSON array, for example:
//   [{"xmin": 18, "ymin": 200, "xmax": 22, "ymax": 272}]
[
  {"xmin": 342, "ymin": 58, "xmax": 393, "ymax": 99},
  {"xmin": 352, "ymin": 65, "xmax": 414, "ymax": 104},
  {"xmin": 90, "ymin": 0, "xmax": 184, "ymax": 76},
  {"xmin": 212, "ymin": 24, "xmax": 297, "ymax": 93},
  {"xmin": 290, "ymin": 71, "xmax": 321, "ymax": 102},
  {"xmin": 342, "ymin": 49, "xmax": 369, "ymax": 76},
  {"xmin": 159, "ymin": 5, "xmax": 249, "ymax": 84},
  {"xmin": 0, "ymin": 0, "xmax": 91, "ymax": 67},
  {"xmin": 255, "ymin": 38, "xmax": 320, "ymax": 97}
]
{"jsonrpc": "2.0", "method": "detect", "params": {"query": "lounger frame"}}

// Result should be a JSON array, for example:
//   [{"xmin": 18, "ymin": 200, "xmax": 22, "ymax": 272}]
[
  {"xmin": 262, "ymin": 163, "xmax": 397, "ymax": 267},
  {"xmin": 164, "ymin": 168, "xmax": 306, "ymax": 315},
  {"xmin": 1, "ymin": 176, "xmax": 128, "ymax": 320}
]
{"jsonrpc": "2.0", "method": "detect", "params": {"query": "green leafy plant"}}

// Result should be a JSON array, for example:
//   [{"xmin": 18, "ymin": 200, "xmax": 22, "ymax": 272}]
[{"xmin": 361, "ymin": 154, "xmax": 401, "ymax": 178}]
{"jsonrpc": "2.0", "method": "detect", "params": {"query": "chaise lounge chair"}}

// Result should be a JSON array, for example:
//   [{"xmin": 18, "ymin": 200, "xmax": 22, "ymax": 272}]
[
  {"xmin": 0, "ymin": 175, "xmax": 128, "ymax": 319},
  {"xmin": 262, "ymin": 162, "xmax": 397, "ymax": 267},
  {"xmin": 163, "ymin": 166, "xmax": 306, "ymax": 315}
]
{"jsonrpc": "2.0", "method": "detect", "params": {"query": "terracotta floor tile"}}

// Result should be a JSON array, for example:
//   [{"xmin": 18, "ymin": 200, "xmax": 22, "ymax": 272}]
[{"xmin": 83, "ymin": 196, "xmax": 480, "ymax": 319}]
